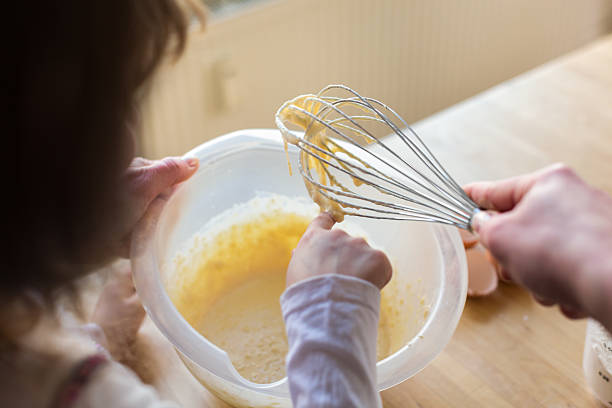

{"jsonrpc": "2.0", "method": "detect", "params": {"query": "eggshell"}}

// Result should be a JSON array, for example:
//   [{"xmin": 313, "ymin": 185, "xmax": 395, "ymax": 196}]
[
  {"xmin": 485, "ymin": 249, "xmax": 507, "ymax": 281},
  {"xmin": 459, "ymin": 228, "xmax": 479, "ymax": 249},
  {"xmin": 466, "ymin": 244, "xmax": 499, "ymax": 297}
]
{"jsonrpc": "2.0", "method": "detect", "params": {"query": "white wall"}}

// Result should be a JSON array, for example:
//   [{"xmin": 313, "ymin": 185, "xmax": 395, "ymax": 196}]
[{"xmin": 140, "ymin": 0, "xmax": 612, "ymax": 157}]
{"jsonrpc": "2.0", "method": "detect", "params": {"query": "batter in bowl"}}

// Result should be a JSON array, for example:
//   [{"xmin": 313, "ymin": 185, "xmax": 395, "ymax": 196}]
[{"xmin": 168, "ymin": 195, "xmax": 426, "ymax": 384}]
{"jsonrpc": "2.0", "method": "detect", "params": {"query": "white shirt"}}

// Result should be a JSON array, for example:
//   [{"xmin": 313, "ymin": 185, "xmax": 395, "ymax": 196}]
[{"xmin": 281, "ymin": 274, "xmax": 382, "ymax": 408}]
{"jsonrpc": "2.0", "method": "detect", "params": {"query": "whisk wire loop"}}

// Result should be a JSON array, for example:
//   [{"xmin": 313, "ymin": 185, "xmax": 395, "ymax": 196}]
[
  {"xmin": 293, "ymin": 99, "xmax": 473, "ymax": 220},
  {"xmin": 275, "ymin": 85, "xmax": 479, "ymax": 230},
  {"xmin": 298, "ymin": 97, "xmax": 473, "ymax": 218}
]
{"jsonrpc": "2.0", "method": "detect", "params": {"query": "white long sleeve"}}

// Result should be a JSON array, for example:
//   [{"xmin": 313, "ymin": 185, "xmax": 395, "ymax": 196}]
[{"xmin": 281, "ymin": 274, "xmax": 382, "ymax": 408}]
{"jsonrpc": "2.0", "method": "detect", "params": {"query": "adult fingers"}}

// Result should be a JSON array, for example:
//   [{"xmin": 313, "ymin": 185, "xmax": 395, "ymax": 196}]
[
  {"xmin": 469, "ymin": 210, "xmax": 514, "ymax": 253},
  {"xmin": 533, "ymin": 293, "xmax": 556, "ymax": 307},
  {"xmin": 559, "ymin": 304, "xmax": 588, "ymax": 320},
  {"xmin": 463, "ymin": 164, "xmax": 569, "ymax": 212},
  {"xmin": 463, "ymin": 174, "xmax": 538, "ymax": 212}
]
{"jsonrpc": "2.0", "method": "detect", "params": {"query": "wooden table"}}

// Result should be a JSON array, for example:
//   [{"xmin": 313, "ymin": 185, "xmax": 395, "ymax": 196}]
[{"xmin": 134, "ymin": 34, "xmax": 612, "ymax": 407}]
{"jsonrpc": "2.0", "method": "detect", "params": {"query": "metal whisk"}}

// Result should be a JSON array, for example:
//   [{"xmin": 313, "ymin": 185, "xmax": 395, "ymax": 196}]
[{"xmin": 275, "ymin": 84, "xmax": 480, "ymax": 231}]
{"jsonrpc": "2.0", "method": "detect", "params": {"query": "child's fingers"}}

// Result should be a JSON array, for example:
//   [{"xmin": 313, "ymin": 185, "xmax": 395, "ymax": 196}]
[
  {"xmin": 128, "ymin": 157, "xmax": 155, "ymax": 168},
  {"xmin": 107, "ymin": 262, "xmax": 136, "ymax": 297},
  {"xmin": 129, "ymin": 157, "xmax": 199, "ymax": 207},
  {"xmin": 306, "ymin": 212, "xmax": 336, "ymax": 232}
]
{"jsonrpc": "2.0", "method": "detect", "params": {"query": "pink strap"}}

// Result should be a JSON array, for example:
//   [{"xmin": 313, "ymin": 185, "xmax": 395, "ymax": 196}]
[{"xmin": 51, "ymin": 354, "xmax": 108, "ymax": 408}]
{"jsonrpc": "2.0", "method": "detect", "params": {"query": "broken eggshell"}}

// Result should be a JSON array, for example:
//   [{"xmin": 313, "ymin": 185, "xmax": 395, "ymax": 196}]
[
  {"xmin": 459, "ymin": 229, "xmax": 479, "ymax": 249},
  {"xmin": 465, "ymin": 244, "xmax": 499, "ymax": 297}
]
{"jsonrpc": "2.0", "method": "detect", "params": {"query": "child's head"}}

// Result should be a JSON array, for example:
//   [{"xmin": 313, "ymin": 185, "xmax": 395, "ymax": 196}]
[{"xmin": 9, "ymin": 0, "xmax": 204, "ymax": 336}]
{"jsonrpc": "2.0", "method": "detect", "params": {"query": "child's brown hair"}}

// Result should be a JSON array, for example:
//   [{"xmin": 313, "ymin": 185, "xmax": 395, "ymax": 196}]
[{"xmin": 9, "ymin": 0, "xmax": 204, "ymax": 339}]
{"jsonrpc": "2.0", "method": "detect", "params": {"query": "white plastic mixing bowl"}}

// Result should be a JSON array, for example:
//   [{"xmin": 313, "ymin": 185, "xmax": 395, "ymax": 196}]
[{"xmin": 131, "ymin": 129, "xmax": 468, "ymax": 407}]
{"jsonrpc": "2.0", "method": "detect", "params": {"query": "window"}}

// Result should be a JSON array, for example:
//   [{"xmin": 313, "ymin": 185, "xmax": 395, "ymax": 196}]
[{"xmin": 202, "ymin": 0, "xmax": 273, "ymax": 17}]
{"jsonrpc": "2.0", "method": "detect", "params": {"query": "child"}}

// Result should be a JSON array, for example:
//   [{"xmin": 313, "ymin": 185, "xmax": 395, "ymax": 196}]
[
  {"xmin": 9, "ymin": 1, "xmax": 204, "ymax": 406},
  {"xmin": 8, "ymin": 1, "xmax": 392, "ymax": 407}
]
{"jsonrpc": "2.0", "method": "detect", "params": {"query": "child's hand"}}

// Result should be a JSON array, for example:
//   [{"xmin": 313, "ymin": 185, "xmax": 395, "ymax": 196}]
[
  {"xmin": 91, "ymin": 263, "xmax": 145, "ymax": 363},
  {"xmin": 113, "ymin": 157, "xmax": 199, "ymax": 258},
  {"xmin": 287, "ymin": 212, "xmax": 392, "ymax": 289}
]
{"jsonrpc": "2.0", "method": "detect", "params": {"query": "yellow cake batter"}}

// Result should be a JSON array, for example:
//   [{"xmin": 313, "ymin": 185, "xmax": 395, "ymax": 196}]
[{"xmin": 169, "ymin": 196, "xmax": 423, "ymax": 384}]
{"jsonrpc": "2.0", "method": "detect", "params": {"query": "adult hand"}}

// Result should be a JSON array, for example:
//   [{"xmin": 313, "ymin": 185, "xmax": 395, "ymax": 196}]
[
  {"xmin": 464, "ymin": 164, "xmax": 612, "ymax": 331},
  {"xmin": 114, "ymin": 156, "xmax": 198, "ymax": 258},
  {"xmin": 287, "ymin": 212, "xmax": 393, "ymax": 290}
]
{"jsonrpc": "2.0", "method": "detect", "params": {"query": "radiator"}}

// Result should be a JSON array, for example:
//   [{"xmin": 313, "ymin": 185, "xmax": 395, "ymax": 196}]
[{"xmin": 140, "ymin": 0, "xmax": 612, "ymax": 158}]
